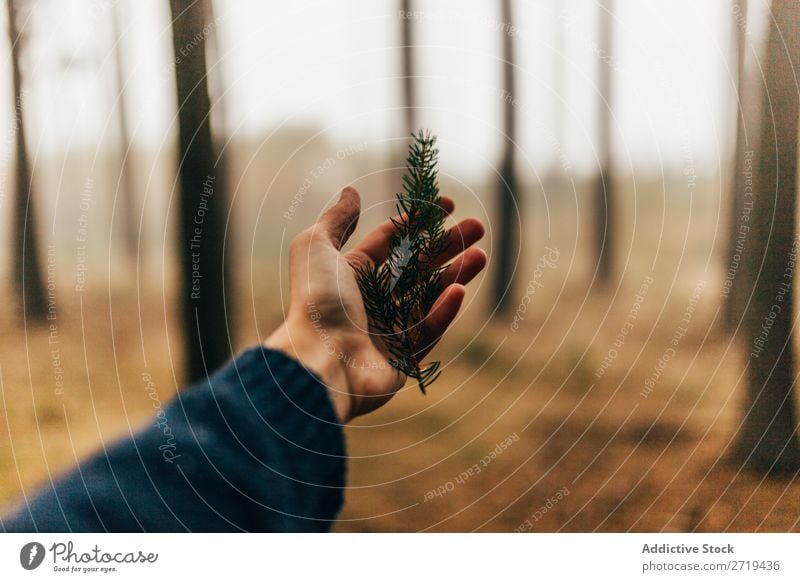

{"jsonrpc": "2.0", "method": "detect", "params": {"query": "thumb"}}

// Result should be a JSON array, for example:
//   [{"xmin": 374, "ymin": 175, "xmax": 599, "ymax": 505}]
[{"xmin": 317, "ymin": 187, "xmax": 361, "ymax": 250}]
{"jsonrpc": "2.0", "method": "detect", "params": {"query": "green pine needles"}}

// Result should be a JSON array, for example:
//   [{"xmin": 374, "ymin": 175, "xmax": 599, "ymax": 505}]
[{"xmin": 356, "ymin": 130, "xmax": 449, "ymax": 393}]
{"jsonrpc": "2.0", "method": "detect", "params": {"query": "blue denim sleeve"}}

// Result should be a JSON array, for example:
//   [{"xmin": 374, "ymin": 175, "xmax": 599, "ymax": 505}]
[{"xmin": 2, "ymin": 347, "xmax": 346, "ymax": 532}]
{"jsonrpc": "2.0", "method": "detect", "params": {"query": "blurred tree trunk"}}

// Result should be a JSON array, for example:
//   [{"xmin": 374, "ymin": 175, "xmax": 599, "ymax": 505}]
[
  {"xmin": 732, "ymin": 0, "xmax": 800, "ymax": 474},
  {"xmin": 6, "ymin": 0, "xmax": 46, "ymax": 319},
  {"xmin": 492, "ymin": 0, "xmax": 519, "ymax": 316},
  {"xmin": 204, "ymin": 0, "xmax": 227, "ymax": 134},
  {"xmin": 545, "ymin": 2, "xmax": 566, "ymax": 189},
  {"xmin": 400, "ymin": 0, "xmax": 416, "ymax": 135},
  {"xmin": 110, "ymin": 0, "xmax": 138, "ymax": 261},
  {"xmin": 591, "ymin": 0, "xmax": 614, "ymax": 285},
  {"xmin": 553, "ymin": 2, "xmax": 565, "ymax": 155},
  {"xmin": 202, "ymin": 0, "xmax": 232, "ymax": 241},
  {"xmin": 723, "ymin": 0, "xmax": 753, "ymax": 333},
  {"xmin": 169, "ymin": 0, "xmax": 231, "ymax": 382}
]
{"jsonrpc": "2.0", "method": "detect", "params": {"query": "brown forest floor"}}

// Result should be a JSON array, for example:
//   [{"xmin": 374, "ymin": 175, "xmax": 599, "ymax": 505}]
[
  {"xmin": 336, "ymin": 287, "xmax": 800, "ymax": 532},
  {"xmin": 0, "ymin": 271, "xmax": 797, "ymax": 533}
]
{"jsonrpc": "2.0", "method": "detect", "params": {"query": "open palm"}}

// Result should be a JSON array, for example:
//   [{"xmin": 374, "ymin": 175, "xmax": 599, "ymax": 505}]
[{"xmin": 270, "ymin": 187, "xmax": 486, "ymax": 421}]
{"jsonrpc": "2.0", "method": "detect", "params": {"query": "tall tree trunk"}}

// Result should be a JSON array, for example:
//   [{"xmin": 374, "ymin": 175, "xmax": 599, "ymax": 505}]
[
  {"xmin": 723, "ymin": 0, "xmax": 753, "ymax": 333},
  {"xmin": 732, "ymin": 0, "xmax": 800, "ymax": 474},
  {"xmin": 400, "ymin": 0, "xmax": 416, "ymax": 136},
  {"xmin": 6, "ymin": 0, "xmax": 46, "ymax": 319},
  {"xmin": 169, "ymin": 0, "xmax": 230, "ymax": 382},
  {"xmin": 492, "ymin": 0, "xmax": 519, "ymax": 316},
  {"xmin": 592, "ymin": 0, "xmax": 614, "ymax": 285},
  {"xmin": 204, "ymin": 0, "xmax": 227, "ymax": 136},
  {"xmin": 553, "ymin": 2, "xmax": 565, "ymax": 156},
  {"xmin": 110, "ymin": 0, "xmax": 138, "ymax": 261},
  {"xmin": 204, "ymin": 0, "xmax": 231, "ymax": 221}
]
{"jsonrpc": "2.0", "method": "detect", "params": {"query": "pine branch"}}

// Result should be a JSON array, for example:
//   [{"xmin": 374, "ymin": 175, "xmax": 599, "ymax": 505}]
[{"xmin": 355, "ymin": 130, "xmax": 448, "ymax": 393}]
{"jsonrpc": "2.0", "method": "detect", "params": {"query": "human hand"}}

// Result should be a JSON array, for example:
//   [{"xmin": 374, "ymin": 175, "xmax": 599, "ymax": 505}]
[{"xmin": 265, "ymin": 187, "xmax": 486, "ymax": 423}]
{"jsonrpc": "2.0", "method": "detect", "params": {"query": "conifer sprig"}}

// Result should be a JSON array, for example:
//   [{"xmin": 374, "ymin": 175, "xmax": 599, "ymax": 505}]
[{"xmin": 355, "ymin": 130, "xmax": 448, "ymax": 393}]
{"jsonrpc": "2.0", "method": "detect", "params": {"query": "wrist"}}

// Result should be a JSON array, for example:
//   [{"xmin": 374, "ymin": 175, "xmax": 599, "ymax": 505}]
[{"xmin": 264, "ymin": 317, "xmax": 353, "ymax": 424}]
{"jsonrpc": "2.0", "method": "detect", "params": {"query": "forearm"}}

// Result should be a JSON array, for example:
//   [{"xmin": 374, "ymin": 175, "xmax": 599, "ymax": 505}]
[{"xmin": 2, "ymin": 347, "xmax": 346, "ymax": 532}]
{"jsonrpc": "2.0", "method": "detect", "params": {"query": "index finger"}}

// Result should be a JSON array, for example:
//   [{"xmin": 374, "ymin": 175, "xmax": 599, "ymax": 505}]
[{"xmin": 413, "ymin": 284, "xmax": 466, "ymax": 360}]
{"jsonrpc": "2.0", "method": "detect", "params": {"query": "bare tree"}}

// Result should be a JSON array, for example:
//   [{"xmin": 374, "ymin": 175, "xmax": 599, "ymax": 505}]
[
  {"xmin": 204, "ymin": 0, "xmax": 231, "ymax": 216},
  {"xmin": 110, "ymin": 0, "xmax": 138, "ymax": 261},
  {"xmin": 6, "ymin": 0, "xmax": 46, "ymax": 319},
  {"xmin": 168, "ymin": 0, "xmax": 230, "ymax": 382},
  {"xmin": 204, "ymin": 0, "xmax": 227, "ymax": 135},
  {"xmin": 732, "ymin": 0, "xmax": 800, "ymax": 474},
  {"xmin": 591, "ymin": 0, "xmax": 614, "ymax": 285},
  {"xmin": 723, "ymin": 0, "xmax": 756, "ymax": 333},
  {"xmin": 492, "ymin": 0, "xmax": 520, "ymax": 315},
  {"xmin": 552, "ymin": 1, "xmax": 565, "ymax": 154}
]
